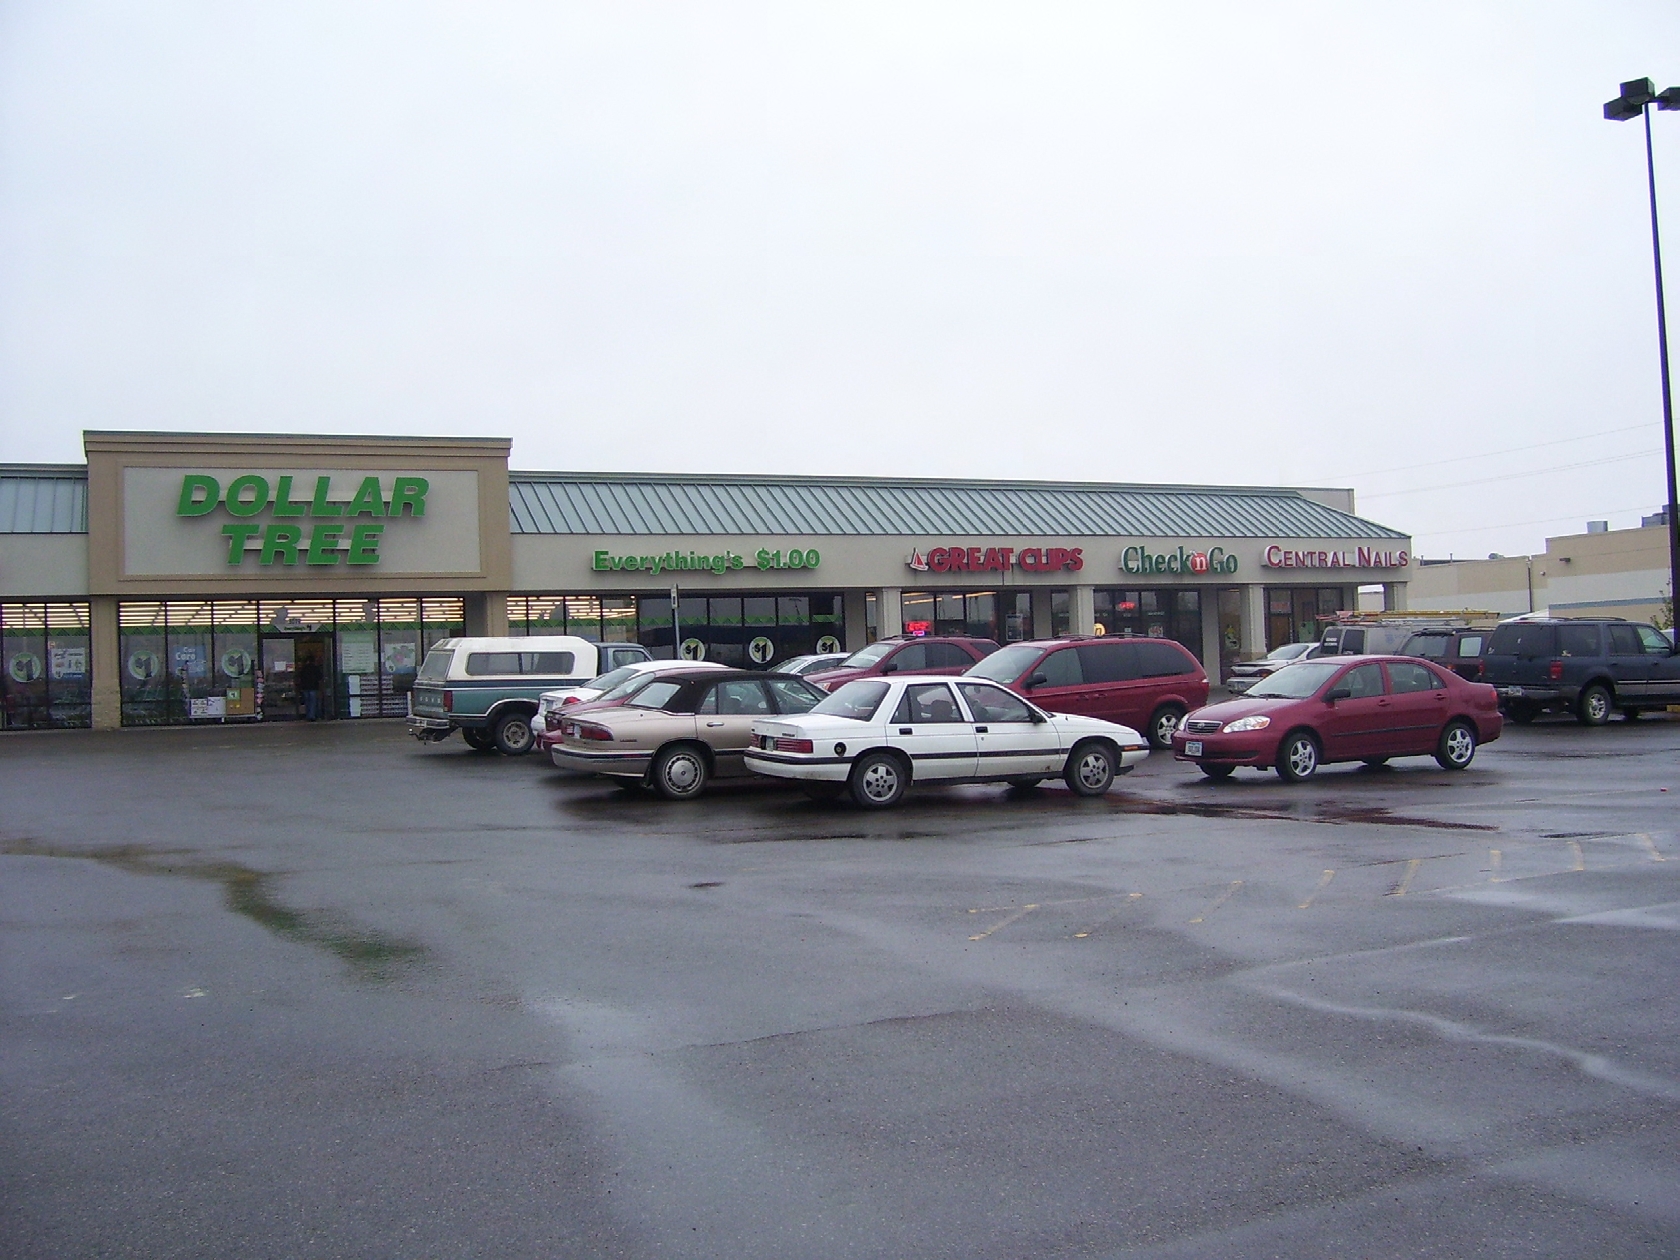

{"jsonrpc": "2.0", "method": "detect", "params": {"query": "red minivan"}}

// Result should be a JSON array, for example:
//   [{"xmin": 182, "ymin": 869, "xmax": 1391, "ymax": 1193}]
[
  {"xmin": 963, "ymin": 635, "xmax": 1209, "ymax": 748},
  {"xmin": 806, "ymin": 635, "xmax": 1000, "ymax": 692}
]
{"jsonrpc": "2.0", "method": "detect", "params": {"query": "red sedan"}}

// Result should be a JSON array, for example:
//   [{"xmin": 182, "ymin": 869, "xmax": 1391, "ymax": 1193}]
[{"xmin": 1170, "ymin": 655, "xmax": 1503, "ymax": 781}]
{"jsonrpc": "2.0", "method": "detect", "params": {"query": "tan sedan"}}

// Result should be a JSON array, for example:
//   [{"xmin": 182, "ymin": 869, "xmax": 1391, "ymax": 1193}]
[{"xmin": 548, "ymin": 668, "xmax": 828, "ymax": 799}]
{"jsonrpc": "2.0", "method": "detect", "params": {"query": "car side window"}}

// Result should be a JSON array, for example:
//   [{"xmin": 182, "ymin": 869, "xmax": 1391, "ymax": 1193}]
[
  {"xmin": 1561, "ymin": 624, "xmax": 1604, "ymax": 656},
  {"xmin": 1342, "ymin": 629, "xmax": 1365, "ymax": 654},
  {"xmin": 1637, "ymin": 625, "xmax": 1672, "ymax": 654},
  {"xmin": 1457, "ymin": 635, "xmax": 1484, "ymax": 658},
  {"xmin": 1607, "ymin": 625, "xmax": 1642, "ymax": 656},
  {"xmin": 766, "ymin": 677, "xmax": 822, "ymax": 713},
  {"xmin": 1387, "ymin": 662, "xmax": 1444, "ymax": 693},
  {"xmin": 890, "ymin": 643, "xmax": 928, "ymax": 672},
  {"xmin": 924, "ymin": 642, "xmax": 974, "ymax": 669},
  {"xmin": 1134, "ymin": 641, "xmax": 1192, "ymax": 678},
  {"xmin": 713, "ymin": 681, "xmax": 772, "ymax": 715},
  {"xmin": 1038, "ymin": 647, "xmax": 1084, "ymax": 687},
  {"xmin": 956, "ymin": 682, "xmax": 1034, "ymax": 724},
  {"xmin": 891, "ymin": 683, "xmax": 964, "ymax": 724},
  {"xmin": 1341, "ymin": 663, "xmax": 1386, "ymax": 698},
  {"xmin": 1077, "ymin": 643, "xmax": 1136, "ymax": 683}
]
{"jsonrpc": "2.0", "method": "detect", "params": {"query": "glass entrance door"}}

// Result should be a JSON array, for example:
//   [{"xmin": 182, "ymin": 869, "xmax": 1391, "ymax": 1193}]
[{"xmin": 261, "ymin": 638, "xmax": 296, "ymax": 720}]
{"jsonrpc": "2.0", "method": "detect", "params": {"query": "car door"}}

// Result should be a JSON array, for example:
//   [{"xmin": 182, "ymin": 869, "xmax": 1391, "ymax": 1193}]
[
  {"xmin": 1606, "ymin": 624, "xmax": 1651, "ymax": 702},
  {"xmin": 1638, "ymin": 624, "xmax": 1680, "ymax": 707},
  {"xmin": 885, "ymin": 682, "xmax": 978, "ymax": 780},
  {"xmin": 881, "ymin": 642, "xmax": 929, "ymax": 678},
  {"xmin": 1452, "ymin": 633, "xmax": 1485, "ymax": 681},
  {"xmin": 1021, "ymin": 646, "xmax": 1093, "ymax": 716},
  {"xmin": 1316, "ymin": 662, "xmax": 1390, "ymax": 760},
  {"xmin": 956, "ymin": 681, "xmax": 1064, "ymax": 779},
  {"xmin": 1383, "ymin": 661, "xmax": 1450, "ymax": 754},
  {"xmin": 1080, "ymin": 641, "xmax": 1146, "ymax": 727},
  {"xmin": 696, "ymin": 679, "xmax": 774, "ymax": 777}
]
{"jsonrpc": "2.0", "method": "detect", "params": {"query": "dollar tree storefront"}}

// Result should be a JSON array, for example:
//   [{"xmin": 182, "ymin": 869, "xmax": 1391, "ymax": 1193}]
[{"xmin": 0, "ymin": 431, "xmax": 1413, "ymax": 730}]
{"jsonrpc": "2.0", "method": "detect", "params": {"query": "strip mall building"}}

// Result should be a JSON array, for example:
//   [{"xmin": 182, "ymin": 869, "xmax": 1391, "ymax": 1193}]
[{"xmin": 0, "ymin": 431, "xmax": 1413, "ymax": 731}]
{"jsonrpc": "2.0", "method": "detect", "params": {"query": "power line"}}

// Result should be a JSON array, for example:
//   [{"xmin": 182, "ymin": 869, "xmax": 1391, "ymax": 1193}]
[
  {"xmin": 1359, "ymin": 449, "xmax": 1663, "ymax": 501},
  {"xmin": 1328, "ymin": 423, "xmax": 1657, "ymax": 483}
]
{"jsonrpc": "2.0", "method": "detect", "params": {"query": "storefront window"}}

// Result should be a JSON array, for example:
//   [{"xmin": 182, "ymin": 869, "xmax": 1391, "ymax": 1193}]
[
  {"xmin": 1263, "ymin": 587, "xmax": 1345, "ymax": 651},
  {"xmin": 1051, "ymin": 591, "xmax": 1071, "ymax": 638},
  {"xmin": 1217, "ymin": 588, "xmax": 1242, "ymax": 681},
  {"xmin": 1092, "ymin": 588, "xmax": 1202, "ymax": 661},
  {"xmin": 2, "ymin": 603, "xmax": 90, "ymax": 730},
  {"xmin": 900, "ymin": 590, "xmax": 1004, "ymax": 642},
  {"xmin": 600, "ymin": 597, "xmax": 636, "ymax": 643},
  {"xmin": 1002, "ymin": 592, "xmax": 1032, "ymax": 642}
]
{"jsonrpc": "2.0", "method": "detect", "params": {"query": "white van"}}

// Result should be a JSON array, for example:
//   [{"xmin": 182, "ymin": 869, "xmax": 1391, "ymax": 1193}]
[{"xmin": 408, "ymin": 636, "xmax": 652, "ymax": 753}]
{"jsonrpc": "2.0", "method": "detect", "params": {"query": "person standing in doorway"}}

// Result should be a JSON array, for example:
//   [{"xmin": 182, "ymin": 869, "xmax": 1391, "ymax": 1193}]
[{"xmin": 297, "ymin": 651, "xmax": 323, "ymax": 721}]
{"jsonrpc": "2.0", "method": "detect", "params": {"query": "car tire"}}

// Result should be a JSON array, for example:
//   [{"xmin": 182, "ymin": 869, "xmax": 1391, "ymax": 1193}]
[
  {"xmin": 1275, "ymin": 731, "xmax": 1320, "ymax": 782},
  {"xmin": 650, "ymin": 744, "xmax": 709, "ymax": 800},
  {"xmin": 1064, "ymin": 741, "xmax": 1117, "ymax": 797},
  {"xmin": 1435, "ymin": 719, "xmax": 1477, "ymax": 770},
  {"xmin": 849, "ymin": 751, "xmax": 907, "ymax": 809},
  {"xmin": 1147, "ymin": 705, "xmax": 1186, "ymax": 750},
  {"xmin": 1199, "ymin": 764, "xmax": 1235, "ymax": 781},
  {"xmin": 1577, "ymin": 684, "xmax": 1612, "ymax": 727},
  {"xmin": 462, "ymin": 728, "xmax": 496, "ymax": 752},
  {"xmin": 492, "ymin": 711, "xmax": 536, "ymax": 756}
]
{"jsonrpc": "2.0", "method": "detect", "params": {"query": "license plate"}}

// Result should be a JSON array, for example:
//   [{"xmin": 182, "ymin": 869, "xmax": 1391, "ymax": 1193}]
[
  {"xmin": 1504, "ymin": 686, "xmax": 1524, "ymax": 697},
  {"xmin": 1186, "ymin": 740, "xmax": 1203, "ymax": 757}
]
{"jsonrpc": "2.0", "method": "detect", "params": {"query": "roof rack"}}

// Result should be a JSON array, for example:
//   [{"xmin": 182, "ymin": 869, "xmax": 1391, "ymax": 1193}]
[{"xmin": 1319, "ymin": 610, "xmax": 1504, "ymax": 629}]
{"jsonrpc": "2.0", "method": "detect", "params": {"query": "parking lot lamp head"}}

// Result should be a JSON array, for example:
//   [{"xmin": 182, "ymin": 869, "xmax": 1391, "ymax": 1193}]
[{"xmin": 1604, "ymin": 77, "xmax": 1680, "ymax": 640}]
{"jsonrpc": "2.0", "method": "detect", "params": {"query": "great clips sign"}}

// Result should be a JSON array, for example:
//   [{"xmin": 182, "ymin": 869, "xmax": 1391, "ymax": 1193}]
[
  {"xmin": 1263, "ymin": 544, "xmax": 1409, "ymax": 570},
  {"xmin": 907, "ymin": 544, "xmax": 1084, "ymax": 574}
]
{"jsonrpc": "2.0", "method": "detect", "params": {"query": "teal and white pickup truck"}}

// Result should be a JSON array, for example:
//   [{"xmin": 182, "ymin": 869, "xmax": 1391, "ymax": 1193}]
[{"xmin": 408, "ymin": 636, "xmax": 652, "ymax": 754}]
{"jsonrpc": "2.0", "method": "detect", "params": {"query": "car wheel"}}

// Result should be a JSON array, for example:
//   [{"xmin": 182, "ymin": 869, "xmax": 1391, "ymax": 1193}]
[
  {"xmin": 1275, "ymin": 731, "xmax": 1319, "ymax": 782},
  {"xmin": 1361, "ymin": 757, "xmax": 1389, "ymax": 768},
  {"xmin": 849, "ymin": 751, "xmax": 907, "ymax": 809},
  {"xmin": 1435, "ymin": 719, "xmax": 1477, "ymax": 770},
  {"xmin": 1577, "ymin": 684, "xmax": 1612, "ymax": 727},
  {"xmin": 493, "ymin": 712, "xmax": 536, "ymax": 756},
  {"xmin": 651, "ymin": 744, "xmax": 709, "ymax": 800},
  {"xmin": 462, "ymin": 728, "xmax": 496, "ymax": 752},
  {"xmin": 1064, "ymin": 741, "xmax": 1116, "ymax": 797},
  {"xmin": 1622, "ymin": 707, "xmax": 1642, "ymax": 721},
  {"xmin": 1199, "ymin": 764, "xmax": 1235, "ymax": 780},
  {"xmin": 799, "ymin": 781, "xmax": 845, "ymax": 802},
  {"xmin": 1147, "ymin": 705, "xmax": 1186, "ymax": 750}
]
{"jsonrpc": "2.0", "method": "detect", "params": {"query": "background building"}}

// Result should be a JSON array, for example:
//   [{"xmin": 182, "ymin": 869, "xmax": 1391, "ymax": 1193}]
[{"xmin": 0, "ymin": 431, "xmax": 1414, "ymax": 730}]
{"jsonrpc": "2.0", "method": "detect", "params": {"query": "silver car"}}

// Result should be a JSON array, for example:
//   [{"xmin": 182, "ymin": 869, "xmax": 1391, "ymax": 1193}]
[{"xmin": 1224, "ymin": 642, "xmax": 1322, "ymax": 694}]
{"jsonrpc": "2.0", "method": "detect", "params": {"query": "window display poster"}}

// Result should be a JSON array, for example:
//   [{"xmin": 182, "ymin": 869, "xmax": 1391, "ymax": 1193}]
[
  {"xmin": 225, "ymin": 686, "xmax": 255, "ymax": 717},
  {"xmin": 173, "ymin": 644, "xmax": 207, "ymax": 675},
  {"xmin": 189, "ymin": 696, "xmax": 227, "ymax": 720},
  {"xmin": 382, "ymin": 641, "xmax": 417, "ymax": 673},
  {"xmin": 7, "ymin": 652, "xmax": 44, "ymax": 684},
  {"xmin": 49, "ymin": 646, "xmax": 88, "ymax": 679},
  {"xmin": 339, "ymin": 632, "xmax": 378, "ymax": 674}
]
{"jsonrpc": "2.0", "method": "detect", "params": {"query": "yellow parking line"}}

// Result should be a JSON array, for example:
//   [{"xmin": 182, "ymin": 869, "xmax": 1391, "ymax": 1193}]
[
  {"xmin": 1073, "ymin": 892, "xmax": 1143, "ymax": 938},
  {"xmin": 1189, "ymin": 881, "xmax": 1242, "ymax": 925},
  {"xmin": 1387, "ymin": 858, "xmax": 1422, "ymax": 897},
  {"xmin": 1639, "ymin": 833, "xmax": 1668, "ymax": 863},
  {"xmin": 969, "ymin": 904, "xmax": 1038, "ymax": 941},
  {"xmin": 1569, "ymin": 840, "xmax": 1585, "ymax": 873},
  {"xmin": 1297, "ymin": 869, "xmax": 1335, "ymax": 910},
  {"xmin": 1488, "ymin": 848, "xmax": 1503, "ymax": 882}
]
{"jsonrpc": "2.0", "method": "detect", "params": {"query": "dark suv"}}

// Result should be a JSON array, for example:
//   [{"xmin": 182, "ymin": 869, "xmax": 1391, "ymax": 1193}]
[
  {"xmin": 1399, "ymin": 627, "xmax": 1491, "ymax": 681},
  {"xmin": 807, "ymin": 635, "xmax": 1000, "ymax": 692},
  {"xmin": 1481, "ymin": 618, "xmax": 1680, "ymax": 724},
  {"xmin": 963, "ymin": 635, "xmax": 1209, "ymax": 748}
]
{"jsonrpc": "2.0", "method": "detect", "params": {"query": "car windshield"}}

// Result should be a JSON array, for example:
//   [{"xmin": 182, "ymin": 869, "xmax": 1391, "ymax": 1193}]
[
  {"xmin": 770, "ymin": 658, "xmax": 808, "ymax": 674},
  {"xmin": 1266, "ymin": 643, "xmax": 1314, "ymax": 662},
  {"xmin": 811, "ymin": 680, "xmax": 891, "ymax": 720},
  {"xmin": 597, "ymin": 672, "xmax": 664, "ymax": 704},
  {"xmin": 586, "ymin": 665, "xmax": 639, "ymax": 692},
  {"xmin": 1247, "ymin": 660, "xmax": 1345, "ymax": 698},
  {"xmin": 625, "ymin": 680, "xmax": 685, "ymax": 710},
  {"xmin": 963, "ymin": 643, "xmax": 1041, "ymax": 683},
  {"xmin": 837, "ymin": 642, "xmax": 895, "ymax": 669}
]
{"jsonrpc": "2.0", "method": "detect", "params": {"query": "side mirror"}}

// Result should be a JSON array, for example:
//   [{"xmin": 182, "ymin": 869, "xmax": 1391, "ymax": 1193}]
[
  {"xmin": 1026, "ymin": 673, "xmax": 1048, "ymax": 688},
  {"xmin": 1029, "ymin": 710, "xmax": 1047, "ymax": 724},
  {"xmin": 880, "ymin": 660, "xmax": 898, "ymax": 674},
  {"xmin": 1325, "ymin": 686, "xmax": 1352, "ymax": 703}
]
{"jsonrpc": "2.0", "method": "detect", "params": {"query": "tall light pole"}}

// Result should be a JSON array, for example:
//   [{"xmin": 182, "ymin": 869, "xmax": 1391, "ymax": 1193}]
[{"xmin": 1605, "ymin": 78, "xmax": 1680, "ymax": 625}]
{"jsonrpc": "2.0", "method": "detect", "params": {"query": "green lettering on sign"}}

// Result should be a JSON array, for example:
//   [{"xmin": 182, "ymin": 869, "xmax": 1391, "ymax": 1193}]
[
  {"xmin": 179, "ymin": 475, "xmax": 220, "ymax": 517},
  {"xmin": 176, "ymin": 472, "xmax": 438, "ymax": 567}
]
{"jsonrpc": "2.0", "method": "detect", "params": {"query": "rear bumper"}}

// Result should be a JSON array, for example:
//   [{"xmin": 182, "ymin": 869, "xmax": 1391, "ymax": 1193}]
[
  {"xmin": 408, "ymin": 716, "xmax": 453, "ymax": 741},
  {"xmin": 548, "ymin": 746, "xmax": 654, "ymax": 778},
  {"xmin": 1494, "ymin": 685, "xmax": 1570, "ymax": 709},
  {"xmin": 743, "ymin": 750, "xmax": 851, "ymax": 782}
]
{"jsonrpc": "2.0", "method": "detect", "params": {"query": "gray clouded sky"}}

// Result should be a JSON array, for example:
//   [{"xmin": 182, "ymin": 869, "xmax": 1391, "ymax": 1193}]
[{"xmin": 2, "ymin": 2, "xmax": 1677, "ymax": 559}]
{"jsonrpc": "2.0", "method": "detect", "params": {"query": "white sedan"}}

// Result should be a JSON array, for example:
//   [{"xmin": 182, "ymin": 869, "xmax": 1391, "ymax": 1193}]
[{"xmin": 745, "ymin": 676, "xmax": 1149, "ymax": 808}]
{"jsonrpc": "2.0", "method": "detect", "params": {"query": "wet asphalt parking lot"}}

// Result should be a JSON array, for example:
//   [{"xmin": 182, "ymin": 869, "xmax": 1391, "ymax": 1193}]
[{"xmin": 3, "ymin": 713, "xmax": 1679, "ymax": 1259}]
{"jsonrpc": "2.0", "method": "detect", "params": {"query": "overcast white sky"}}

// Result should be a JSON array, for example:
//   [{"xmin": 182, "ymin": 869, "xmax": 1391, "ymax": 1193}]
[{"xmin": 2, "ymin": 2, "xmax": 1678, "ymax": 558}]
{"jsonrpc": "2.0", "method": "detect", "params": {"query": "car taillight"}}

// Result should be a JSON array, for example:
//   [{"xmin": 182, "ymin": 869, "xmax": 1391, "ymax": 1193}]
[
  {"xmin": 545, "ymin": 711, "xmax": 564, "ymax": 731},
  {"xmin": 442, "ymin": 690, "xmax": 454, "ymax": 712},
  {"xmin": 1548, "ymin": 659, "xmax": 1564, "ymax": 681},
  {"xmin": 775, "ymin": 737, "xmax": 815, "ymax": 754},
  {"xmin": 574, "ymin": 723, "xmax": 614, "ymax": 741},
  {"xmin": 562, "ymin": 695, "xmax": 580, "ymax": 706}
]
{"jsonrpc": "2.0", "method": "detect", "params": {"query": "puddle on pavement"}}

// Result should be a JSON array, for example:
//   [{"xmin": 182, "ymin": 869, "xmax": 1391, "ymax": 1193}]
[
  {"xmin": 1101, "ymin": 794, "xmax": 1497, "ymax": 832},
  {"xmin": 1, "ymin": 839, "xmax": 426, "ymax": 981}
]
